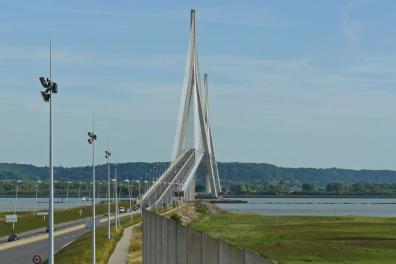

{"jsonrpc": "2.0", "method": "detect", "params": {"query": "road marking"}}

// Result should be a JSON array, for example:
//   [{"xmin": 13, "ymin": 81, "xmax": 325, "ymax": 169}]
[{"xmin": 0, "ymin": 211, "xmax": 139, "ymax": 252}]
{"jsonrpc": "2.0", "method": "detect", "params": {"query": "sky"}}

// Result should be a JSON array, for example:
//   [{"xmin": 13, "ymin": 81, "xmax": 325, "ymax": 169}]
[{"xmin": 1, "ymin": 0, "xmax": 396, "ymax": 170}]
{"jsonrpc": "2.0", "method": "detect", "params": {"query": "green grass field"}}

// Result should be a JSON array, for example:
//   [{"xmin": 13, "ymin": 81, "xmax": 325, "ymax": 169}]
[
  {"xmin": 0, "ymin": 200, "xmax": 132, "ymax": 236},
  {"xmin": 191, "ymin": 211, "xmax": 396, "ymax": 264}
]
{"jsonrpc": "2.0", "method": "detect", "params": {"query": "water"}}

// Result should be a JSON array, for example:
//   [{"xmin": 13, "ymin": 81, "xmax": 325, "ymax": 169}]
[
  {"xmin": 217, "ymin": 197, "xmax": 396, "ymax": 217},
  {"xmin": 0, "ymin": 197, "xmax": 111, "ymax": 212}
]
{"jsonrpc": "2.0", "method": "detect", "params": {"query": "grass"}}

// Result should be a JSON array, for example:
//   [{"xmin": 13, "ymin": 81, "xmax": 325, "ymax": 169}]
[
  {"xmin": 52, "ymin": 213, "xmax": 142, "ymax": 264},
  {"xmin": 128, "ymin": 225, "xmax": 142, "ymax": 264},
  {"xmin": 191, "ymin": 211, "xmax": 396, "ymax": 264},
  {"xmin": 0, "ymin": 200, "xmax": 132, "ymax": 236},
  {"xmin": 54, "ymin": 225, "xmax": 124, "ymax": 264}
]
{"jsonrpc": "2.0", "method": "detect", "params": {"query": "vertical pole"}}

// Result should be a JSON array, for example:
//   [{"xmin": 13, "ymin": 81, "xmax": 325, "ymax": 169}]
[
  {"xmin": 13, "ymin": 181, "xmax": 19, "ymax": 232},
  {"xmin": 34, "ymin": 182, "xmax": 38, "ymax": 215},
  {"xmin": 115, "ymin": 164, "xmax": 118, "ymax": 231},
  {"xmin": 78, "ymin": 182, "xmax": 81, "ymax": 208},
  {"xmin": 107, "ymin": 153, "xmax": 111, "ymax": 239},
  {"xmin": 48, "ymin": 36, "xmax": 54, "ymax": 264},
  {"xmin": 92, "ymin": 114, "xmax": 96, "ymax": 264},
  {"xmin": 66, "ymin": 182, "xmax": 69, "ymax": 209},
  {"xmin": 128, "ymin": 179, "xmax": 132, "ymax": 221},
  {"xmin": 139, "ymin": 181, "xmax": 141, "ymax": 199}
]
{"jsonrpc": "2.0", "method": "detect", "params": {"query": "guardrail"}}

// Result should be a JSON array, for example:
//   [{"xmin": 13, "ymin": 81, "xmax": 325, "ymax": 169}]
[{"xmin": 0, "ymin": 211, "xmax": 134, "ymax": 243}]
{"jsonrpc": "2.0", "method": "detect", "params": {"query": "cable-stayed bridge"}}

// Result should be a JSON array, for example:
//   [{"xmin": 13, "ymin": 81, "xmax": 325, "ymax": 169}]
[{"xmin": 141, "ymin": 10, "xmax": 221, "ymax": 207}]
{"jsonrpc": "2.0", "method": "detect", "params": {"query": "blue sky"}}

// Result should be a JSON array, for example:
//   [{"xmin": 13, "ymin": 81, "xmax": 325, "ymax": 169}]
[{"xmin": 1, "ymin": 0, "xmax": 396, "ymax": 169}]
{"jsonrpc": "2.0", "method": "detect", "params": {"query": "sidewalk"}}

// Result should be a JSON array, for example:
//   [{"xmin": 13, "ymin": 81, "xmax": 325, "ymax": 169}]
[{"xmin": 108, "ymin": 224, "xmax": 136, "ymax": 264}]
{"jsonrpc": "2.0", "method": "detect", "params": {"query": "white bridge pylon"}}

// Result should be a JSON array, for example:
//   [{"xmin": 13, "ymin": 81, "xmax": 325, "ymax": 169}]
[
  {"xmin": 172, "ymin": 9, "xmax": 221, "ymax": 199},
  {"xmin": 141, "ymin": 10, "xmax": 221, "ymax": 206}
]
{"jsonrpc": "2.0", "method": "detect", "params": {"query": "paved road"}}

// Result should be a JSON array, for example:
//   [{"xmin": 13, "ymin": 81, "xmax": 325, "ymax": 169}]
[
  {"xmin": 0, "ymin": 211, "xmax": 140, "ymax": 264},
  {"xmin": 0, "ymin": 228, "xmax": 87, "ymax": 264}
]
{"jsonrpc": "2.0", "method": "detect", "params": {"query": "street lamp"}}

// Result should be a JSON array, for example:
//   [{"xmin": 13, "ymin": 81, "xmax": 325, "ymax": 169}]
[
  {"xmin": 12, "ymin": 179, "xmax": 22, "ymax": 232},
  {"xmin": 78, "ymin": 182, "xmax": 83, "ymax": 208},
  {"xmin": 66, "ymin": 181, "xmax": 71, "ymax": 209},
  {"xmin": 39, "ymin": 37, "xmax": 59, "ymax": 264},
  {"xmin": 105, "ymin": 149, "xmax": 111, "ymax": 239},
  {"xmin": 34, "ymin": 180, "xmax": 42, "ymax": 215},
  {"xmin": 111, "ymin": 177, "xmax": 118, "ymax": 230},
  {"xmin": 124, "ymin": 179, "xmax": 132, "ymax": 221},
  {"xmin": 134, "ymin": 180, "xmax": 141, "ymax": 200},
  {"xmin": 97, "ymin": 182, "xmax": 102, "ymax": 199},
  {"xmin": 87, "ymin": 123, "xmax": 97, "ymax": 264}
]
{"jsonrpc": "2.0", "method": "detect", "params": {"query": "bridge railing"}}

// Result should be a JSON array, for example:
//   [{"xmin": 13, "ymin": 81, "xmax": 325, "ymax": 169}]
[{"xmin": 141, "ymin": 149, "xmax": 195, "ymax": 207}]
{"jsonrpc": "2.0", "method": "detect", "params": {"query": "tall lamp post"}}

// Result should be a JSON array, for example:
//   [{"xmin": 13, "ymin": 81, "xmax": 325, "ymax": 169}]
[
  {"xmin": 111, "ymin": 177, "xmax": 118, "ymax": 230},
  {"xmin": 13, "ymin": 180, "xmax": 22, "ymax": 231},
  {"xmin": 34, "ymin": 180, "xmax": 41, "ymax": 215},
  {"xmin": 39, "ymin": 38, "xmax": 59, "ymax": 264},
  {"xmin": 78, "ymin": 182, "xmax": 83, "ymax": 208},
  {"xmin": 105, "ymin": 149, "xmax": 111, "ymax": 239},
  {"xmin": 125, "ymin": 179, "xmax": 132, "ymax": 221},
  {"xmin": 88, "ymin": 122, "xmax": 97, "ymax": 264},
  {"xmin": 66, "ymin": 181, "xmax": 71, "ymax": 209}
]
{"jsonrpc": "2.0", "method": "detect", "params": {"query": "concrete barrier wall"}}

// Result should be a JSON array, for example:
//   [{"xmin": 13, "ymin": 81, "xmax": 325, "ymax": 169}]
[{"xmin": 143, "ymin": 210, "xmax": 272, "ymax": 264}]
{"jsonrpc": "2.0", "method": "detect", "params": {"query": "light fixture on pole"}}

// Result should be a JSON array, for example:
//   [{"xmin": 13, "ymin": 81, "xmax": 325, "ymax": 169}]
[
  {"xmin": 34, "ymin": 180, "xmax": 42, "ymax": 215},
  {"xmin": 87, "ymin": 119, "xmax": 97, "ymax": 264},
  {"xmin": 105, "ymin": 148, "xmax": 111, "ymax": 239},
  {"xmin": 39, "ymin": 37, "xmax": 59, "ymax": 264}
]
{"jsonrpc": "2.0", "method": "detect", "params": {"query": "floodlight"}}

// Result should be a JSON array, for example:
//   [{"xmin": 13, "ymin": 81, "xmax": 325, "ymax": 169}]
[
  {"xmin": 88, "ymin": 132, "xmax": 94, "ymax": 137},
  {"xmin": 88, "ymin": 138, "xmax": 93, "ymax": 144},
  {"xmin": 41, "ymin": 91, "xmax": 50, "ymax": 102},
  {"xmin": 39, "ymin": 76, "xmax": 49, "ymax": 88},
  {"xmin": 52, "ymin": 83, "xmax": 58, "ymax": 93}
]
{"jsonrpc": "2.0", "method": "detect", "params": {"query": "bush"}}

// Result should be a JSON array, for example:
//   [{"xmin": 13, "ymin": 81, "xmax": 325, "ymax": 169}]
[{"xmin": 170, "ymin": 214, "xmax": 182, "ymax": 224}]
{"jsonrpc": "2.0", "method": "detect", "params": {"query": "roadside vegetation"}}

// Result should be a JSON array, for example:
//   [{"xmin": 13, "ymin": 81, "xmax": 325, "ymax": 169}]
[
  {"xmin": 0, "ymin": 200, "xmax": 131, "ymax": 236},
  {"xmin": 128, "ymin": 225, "xmax": 142, "ymax": 264},
  {"xmin": 191, "ymin": 205, "xmax": 396, "ymax": 264},
  {"xmin": 54, "ymin": 214, "xmax": 141, "ymax": 264}
]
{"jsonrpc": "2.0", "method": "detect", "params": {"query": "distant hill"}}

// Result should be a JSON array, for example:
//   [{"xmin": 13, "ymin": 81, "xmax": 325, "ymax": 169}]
[{"xmin": 1, "ymin": 162, "xmax": 396, "ymax": 188}]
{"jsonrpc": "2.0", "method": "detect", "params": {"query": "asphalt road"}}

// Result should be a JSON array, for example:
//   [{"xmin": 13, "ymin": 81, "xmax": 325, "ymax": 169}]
[{"xmin": 0, "ymin": 228, "xmax": 87, "ymax": 264}]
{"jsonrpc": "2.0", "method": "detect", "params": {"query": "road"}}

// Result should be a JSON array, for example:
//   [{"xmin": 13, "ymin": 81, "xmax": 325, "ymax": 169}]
[
  {"xmin": 0, "ymin": 227, "xmax": 86, "ymax": 264},
  {"xmin": 0, "ymin": 211, "xmax": 140, "ymax": 264}
]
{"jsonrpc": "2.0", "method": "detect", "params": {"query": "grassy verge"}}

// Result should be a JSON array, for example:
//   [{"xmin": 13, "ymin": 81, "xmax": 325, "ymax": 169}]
[
  {"xmin": 0, "ymin": 200, "xmax": 131, "ymax": 236},
  {"xmin": 53, "ymin": 214, "xmax": 141, "ymax": 264},
  {"xmin": 128, "ymin": 225, "xmax": 142, "ymax": 264},
  {"xmin": 191, "ymin": 208, "xmax": 396, "ymax": 264},
  {"xmin": 54, "ymin": 225, "xmax": 123, "ymax": 264}
]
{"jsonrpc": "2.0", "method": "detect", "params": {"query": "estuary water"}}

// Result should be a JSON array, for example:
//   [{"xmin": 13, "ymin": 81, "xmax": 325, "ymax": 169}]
[
  {"xmin": 217, "ymin": 197, "xmax": 396, "ymax": 217},
  {"xmin": 0, "ymin": 197, "xmax": 109, "ymax": 212}
]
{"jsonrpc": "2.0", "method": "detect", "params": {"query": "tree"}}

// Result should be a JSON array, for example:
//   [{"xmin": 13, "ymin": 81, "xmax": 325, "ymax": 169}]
[
  {"xmin": 302, "ymin": 183, "xmax": 315, "ymax": 192},
  {"xmin": 326, "ymin": 182, "xmax": 347, "ymax": 193}
]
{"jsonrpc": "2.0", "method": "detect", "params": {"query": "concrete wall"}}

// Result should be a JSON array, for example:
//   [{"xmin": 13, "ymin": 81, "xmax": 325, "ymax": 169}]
[{"xmin": 142, "ymin": 210, "xmax": 272, "ymax": 264}]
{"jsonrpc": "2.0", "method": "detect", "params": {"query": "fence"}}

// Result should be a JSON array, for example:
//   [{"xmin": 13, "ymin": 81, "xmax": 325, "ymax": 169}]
[{"xmin": 143, "ymin": 210, "xmax": 272, "ymax": 264}]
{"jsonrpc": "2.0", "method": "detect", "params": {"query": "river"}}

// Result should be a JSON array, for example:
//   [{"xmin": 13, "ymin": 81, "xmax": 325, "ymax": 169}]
[{"xmin": 217, "ymin": 197, "xmax": 396, "ymax": 217}]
